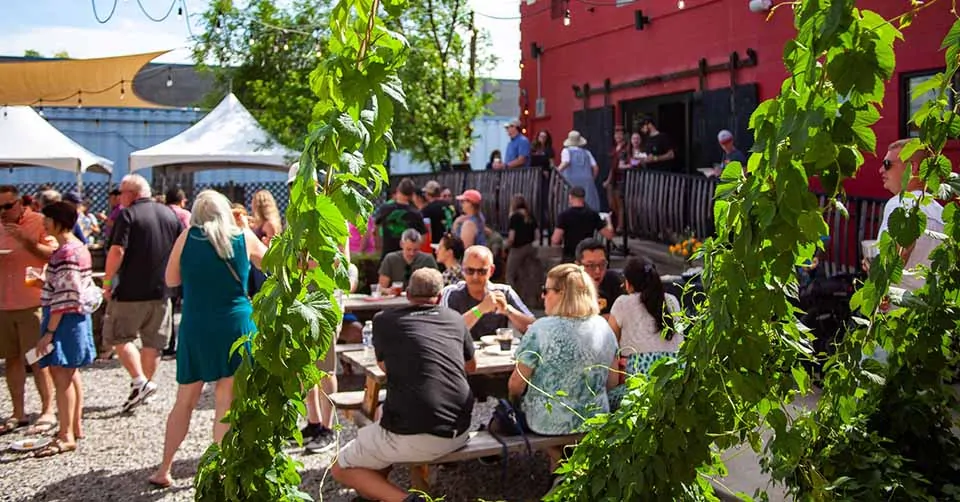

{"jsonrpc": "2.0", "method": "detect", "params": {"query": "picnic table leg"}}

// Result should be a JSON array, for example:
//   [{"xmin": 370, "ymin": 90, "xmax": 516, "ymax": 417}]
[
  {"xmin": 410, "ymin": 464, "xmax": 431, "ymax": 492},
  {"xmin": 361, "ymin": 376, "xmax": 381, "ymax": 421}
]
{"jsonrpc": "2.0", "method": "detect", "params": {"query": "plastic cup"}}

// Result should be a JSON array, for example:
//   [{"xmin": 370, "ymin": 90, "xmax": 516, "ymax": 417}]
[
  {"xmin": 370, "ymin": 284, "xmax": 381, "ymax": 298},
  {"xmin": 392, "ymin": 281, "xmax": 403, "ymax": 296},
  {"xmin": 861, "ymin": 239, "xmax": 879, "ymax": 260},
  {"xmin": 24, "ymin": 267, "xmax": 43, "ymax": 288},
  {"xmin": 495, "ymin": 328, "xmax": 514, "ymax": 351}
]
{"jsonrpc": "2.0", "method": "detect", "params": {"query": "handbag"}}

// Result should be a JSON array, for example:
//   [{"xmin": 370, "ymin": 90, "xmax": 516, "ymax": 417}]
[
  {"xmin": 485, "ymin": 398, "xmax": 532, "ymax": 485},
  {"xmin": 79, "ymin": 279, "xmax": 104, "ymax": 315}
]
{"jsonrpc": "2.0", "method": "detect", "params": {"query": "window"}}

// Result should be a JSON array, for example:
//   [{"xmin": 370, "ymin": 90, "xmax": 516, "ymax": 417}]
[{"xmin": 901, "ymin": 69, "xmax": 957, "ymax": 138}]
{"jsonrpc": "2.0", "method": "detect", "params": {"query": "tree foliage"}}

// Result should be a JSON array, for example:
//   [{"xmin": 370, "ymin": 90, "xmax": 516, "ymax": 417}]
[
  {"xmin": 547, "ymin": 1, "xmax": 960, "ymax": 500},
  {"xmin": 192, "ymin": 0, "xmax": 330, "ymax": 150},
  {"xmin": 388, "ymin": 0, "xmax": 496, "ymax": 170},
  {"xmin": 192, "ymin": 0, "xmax": 407, "ymax": 499}
]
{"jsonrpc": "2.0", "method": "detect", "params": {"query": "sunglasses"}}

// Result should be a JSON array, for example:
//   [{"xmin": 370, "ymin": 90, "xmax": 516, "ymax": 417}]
[
  {"xmin": 580, "ymin": 261, "xmax": 608, "ymax": 271},
  {"xmin": 882, "ymin": 159, "xmax": 895, "ymax": 171},
  {"xmin": 0, "ymin": 201, "xmax": 19, "ymax": 211},
  {"xmin": 541, "ymin": 285, "xmax": 560, "ymax": 296},
  {"xmin": 464, "ymin": 267, "xmax": 489, "ymax": 276}
]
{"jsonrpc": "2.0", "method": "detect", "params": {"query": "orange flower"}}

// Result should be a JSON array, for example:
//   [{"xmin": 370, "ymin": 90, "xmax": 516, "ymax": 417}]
[{"xmin": 681, "ymin": 249, "xmax": 689, "ymax": 257}]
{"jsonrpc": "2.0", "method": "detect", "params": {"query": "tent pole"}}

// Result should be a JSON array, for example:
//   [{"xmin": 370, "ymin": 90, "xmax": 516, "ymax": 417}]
[{"xmin": 76, "ymin": 160, "xmax": 83, "ymax": 194}]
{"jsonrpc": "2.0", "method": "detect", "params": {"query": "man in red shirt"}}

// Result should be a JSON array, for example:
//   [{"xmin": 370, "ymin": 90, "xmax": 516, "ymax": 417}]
[{"xmin": 0, "ymin": 185, "xmax": 57, "ymax": 435}]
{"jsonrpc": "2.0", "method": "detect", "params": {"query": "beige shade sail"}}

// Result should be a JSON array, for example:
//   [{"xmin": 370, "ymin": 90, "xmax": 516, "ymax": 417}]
[{"xmin": 0, "ymin": 51, "xmax": 170, "ymax": 108}]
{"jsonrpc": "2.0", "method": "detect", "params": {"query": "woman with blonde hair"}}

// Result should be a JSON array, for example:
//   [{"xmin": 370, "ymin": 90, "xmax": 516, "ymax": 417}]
[
  {"xmin": 148, "ymin": 190, "xmax": 267, "ymax": 488},
  {"xmin": 250, "ymin": 189, "xmax": 282, "ymax": 244},
  {"xmin": 508, "ymin": 263, "xmax": 618, "ymax": 473}
]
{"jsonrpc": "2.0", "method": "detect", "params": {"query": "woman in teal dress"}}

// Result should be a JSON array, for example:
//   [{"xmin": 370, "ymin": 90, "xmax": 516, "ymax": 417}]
[
  {"xmin": 508, "ymin": 263, "xmax": 619, "ymax": 475},
  {"xmin": 149, "ymin": 190, "xmax": 267, "ymax": 488}
]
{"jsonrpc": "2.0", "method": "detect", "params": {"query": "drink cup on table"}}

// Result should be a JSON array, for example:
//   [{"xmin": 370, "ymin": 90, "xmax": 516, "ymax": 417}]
[
  {"xmin": 391, "ymin": 281, "xmax": 403, "ymax": 296},
  {"xmin": 495, "ymin": 328, "xmax": 514, "ymax": 351},
  {"xmin": 370, "ymin": 284, "xmax": 381, "ymax": 298}
]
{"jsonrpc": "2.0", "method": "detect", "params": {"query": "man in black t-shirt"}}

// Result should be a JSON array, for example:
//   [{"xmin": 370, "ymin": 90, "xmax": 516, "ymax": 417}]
[
  {"xmin": 551, "ymin": 186, "xmax": 615, "ymax": 262},
  {"xmin": 638, "ymin": 116, "xmax": 677, "ymax": 173},
  {"xmin": 576, "ymin": 238, "xmax": 623, "ymax": 317},
  {"xmin": 374, "ymin": 178, "xmax": 427, "ymax": 261},
  {"xmin": 332, "ymin": 269, "xmax": 474, "ymax": 502},
  {"xmin": 420, "ymin": 180, "xmax": 458, "ymax": 244},
  {"xmin": 103, "ymin": 174, "xmax": 183, "ymax": 413}
]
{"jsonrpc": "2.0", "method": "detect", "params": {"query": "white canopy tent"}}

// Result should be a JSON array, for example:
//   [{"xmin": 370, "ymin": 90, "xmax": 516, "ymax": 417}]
[
  {"xmin": 129, "ymin": 94, "xmax": 298, "ymax": 184},
  {"xmin": 0, "ymin": 105, "xmax": 114, "ymax": 190}
]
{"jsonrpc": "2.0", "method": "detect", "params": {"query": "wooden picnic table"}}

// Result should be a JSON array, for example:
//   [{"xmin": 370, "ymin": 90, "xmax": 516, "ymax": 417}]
[
  {"xmin": 339, "ymin": 343, "xmax": 518, "ymax": 420},
  {"xmin": 342, "ymin": 293, "xmax": 410, "ymax": 312}
]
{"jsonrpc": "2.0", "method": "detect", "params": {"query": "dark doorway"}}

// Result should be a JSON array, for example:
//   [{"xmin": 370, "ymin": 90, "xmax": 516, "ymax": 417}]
[
  {"xmin": 619, "ymin": 91, "xmax": 693, "ymax": 174},
  {"xmin": 572, "ymin": 105, "xmax": 615, "ymax": 210},
  {"xmin": 690, "ymin": 84, "xmax": 759, "ymax": 170}
]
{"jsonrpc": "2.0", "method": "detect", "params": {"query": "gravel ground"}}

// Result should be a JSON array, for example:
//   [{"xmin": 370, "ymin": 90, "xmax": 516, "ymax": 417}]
[{"xmin": 0, "ymin": 358, "xmax": 554, "ymax": 502}]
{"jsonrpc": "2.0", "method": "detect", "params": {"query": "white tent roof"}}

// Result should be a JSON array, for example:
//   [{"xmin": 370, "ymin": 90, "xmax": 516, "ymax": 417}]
[
  {"xmin": 0, "ymin": 106, "xmax": 113, "ymax": 175},
  {"xmin": 129, "ymin": 93, "xmax": 298, "ymax": 173}
]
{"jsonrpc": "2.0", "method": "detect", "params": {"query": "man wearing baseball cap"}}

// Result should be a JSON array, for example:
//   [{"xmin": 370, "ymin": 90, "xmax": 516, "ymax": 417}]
[
  {"xmin": 503, "ymin": 119, "xmax": 531, "ymax": 169},
  {"xmin": 718, "ymin": 129, "xmax": 748, "ymax": 172}
]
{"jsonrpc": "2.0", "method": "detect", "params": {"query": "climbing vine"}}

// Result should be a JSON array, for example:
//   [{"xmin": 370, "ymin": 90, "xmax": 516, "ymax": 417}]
[
  {"xmin": 193, "ymin": 0, "xmax": 408, "ymax": 499},
  {"xmin": 548, "ymin": 1, "xmax": 959, "ymax": 500}
]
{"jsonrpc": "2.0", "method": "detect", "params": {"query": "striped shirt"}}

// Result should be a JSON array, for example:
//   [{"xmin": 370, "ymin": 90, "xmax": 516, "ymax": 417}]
[{"xmin": 41, "ymin": 241, "xmax": 94, "ymax": 315}]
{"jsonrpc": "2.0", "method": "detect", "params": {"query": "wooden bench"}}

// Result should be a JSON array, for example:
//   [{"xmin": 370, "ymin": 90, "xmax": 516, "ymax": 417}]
[
  {"xmin": 329, "ymin": 389, "xmax": 386, "ymax": 423},
  {"xmin": 405, "ymin": 430, "xmax": 583, "ymax": 491}
]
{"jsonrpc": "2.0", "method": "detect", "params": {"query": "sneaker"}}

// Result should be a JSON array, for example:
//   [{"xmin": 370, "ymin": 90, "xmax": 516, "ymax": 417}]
[
  {"xmin": 290, "ymin": 423, "xmax": 324, "ymax": 445},
  {"xmin": 122, "ymin": 380, "xmax": 157, "ymax": 413},
  {"xmin": 303, "ymin": 426, "xmax": 335, "ymax": 454}
]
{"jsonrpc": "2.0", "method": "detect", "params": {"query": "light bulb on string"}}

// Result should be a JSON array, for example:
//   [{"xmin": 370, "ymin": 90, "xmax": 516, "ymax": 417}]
[
  {"xmin": 120, "ymin": 80, "xmax": 126, "ymax": 100},
  {"xmin": 523, "ymin": 109, "xmax": 529, "ymax": 116},
  {"xmin": 283, "ymin": 42, "xmax": 290, "ymax": 51},
  {"xmin": 177, "ymin": 6, "xmax": 183, "ymax": 19},
  {"xmin": 519, "ymin": 62, "xmax": 524, "ymax": 70},
  {"xmin": 315, "ymin": 45, "xmax": 322, "ymax": 57},
  {"xmin": 677, "ymin": 0, "xmax": 685, "ymax": 8},
  {"xmin": 166, "ymin": 73, "xmax": 174, "ymax": 88},
  {"xmin": 76, "ymin": 91, "xmax": 83, "ymax": 109},
  {"xmin": 563, "ymin": 9, "xmax": 571, "ymax": 26}
]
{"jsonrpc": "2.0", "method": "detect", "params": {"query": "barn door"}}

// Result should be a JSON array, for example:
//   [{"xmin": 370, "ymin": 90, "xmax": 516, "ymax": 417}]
[
  {"xmin": 572, "ymin": 105, "xmax": 615, "ymax": 210},
  {"xmin": 690, "ymin": 84, "xmax": 758, "ymax": 170}
]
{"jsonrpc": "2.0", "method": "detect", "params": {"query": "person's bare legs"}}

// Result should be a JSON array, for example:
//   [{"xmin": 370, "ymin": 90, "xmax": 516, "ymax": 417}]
[
  {"xmin": 149, "ymin": 382, "xmax": 204, "ymax": 487},
  {"xmin": 32, "ymin": 364, "xmax": 56, "ymax": 423},
  {"xmin": 49, "ymin": 367, "xmax": 78, "ymax": 446},
  {"xmin": 319, "ymin": 374, "xmax": 337, "ymax": 429},
  {"xmin": 72, "ymin": 371, "xmax": 84, "ymax": 439},
  {"xmin": 331, "ymin": 462, "xmax": 409, "ymax": 502},
  {"xmin": 141, "ymin": 347, "xmax": 161, "ymax": 382},
  {"xmin": 115, "ymin": 342, "xmax": 145, "ymax": 380},
  {"xmin": 4, "ymin": 357, "xmax": 27, "ymax": 422},
  {"xmin": 212, "ymin": 377, "xmax": 234, "ymax": 443}
]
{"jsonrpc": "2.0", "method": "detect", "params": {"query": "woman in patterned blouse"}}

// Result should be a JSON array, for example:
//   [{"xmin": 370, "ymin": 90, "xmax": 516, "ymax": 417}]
[
  {"xmin": 508, "ymin": 263, "xmax": 619, "ymax": 474},
  {"xmin": 435, "ymin": 233, "xmax": 465, "ymax": 286},
  {"xmin": 33, "ymin": 201, "xmax": 97, "ymax": 458}
]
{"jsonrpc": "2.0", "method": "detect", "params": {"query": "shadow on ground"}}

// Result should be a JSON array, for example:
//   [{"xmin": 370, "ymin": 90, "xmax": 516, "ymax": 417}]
[{"xmin": 23, "ymin": 458, "xmax": 198, "ymax": 502}]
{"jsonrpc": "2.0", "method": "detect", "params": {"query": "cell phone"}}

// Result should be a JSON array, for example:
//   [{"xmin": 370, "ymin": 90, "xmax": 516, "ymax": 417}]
[{"xmin": 25, "ymin": 344, "xmax": 53, "ymax": 365}]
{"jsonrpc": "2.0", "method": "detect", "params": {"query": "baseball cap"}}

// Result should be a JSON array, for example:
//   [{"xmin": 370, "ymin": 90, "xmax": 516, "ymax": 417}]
[
  {"xmin": 717, "ymin": 130, "xmax": 734, "ymax": 143},
  {"xmin": 569, "ymin": 186, "xmax": 587, "ymax": 199},
  {"xmin": 457, "ymin": 189, "xmax": 482, "ymax": 205},
  {"xmin": 504, "ymin": 119, "xmax": 522, "ymax": 129},
  {"xmin": 63, "ymin": 191, "xmax": 83, "ymax": 204},
  {"xmin": 424, "ymin": 180, "xmax": 442, "ymax": 197}
]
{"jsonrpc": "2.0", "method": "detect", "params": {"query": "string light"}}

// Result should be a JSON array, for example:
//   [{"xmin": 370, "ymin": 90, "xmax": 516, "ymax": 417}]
[
  {"xmin": 120, "ymin": 79, "xmax": 126, "ymax": 100},
  {"xmin": 563, "ymin": 9, "xmax": 571, "ymax": 26},
  {"xmin": 166, "ymin": 67, "xmax": 174, "ymax": 88},
  {"xmin": 76, "ymin": 91, "xmax": 83, "ymax": 109},
  {"xmin": 283, "ymin": 42, "xmax": 290, "ymax": 51},
  {"xmin": 677, "ymin": 0, "xmax": 685, "ymax": 8},
  {"xmin": 177, "ymin": 6, "xmax": 183, "ymax": 19}
]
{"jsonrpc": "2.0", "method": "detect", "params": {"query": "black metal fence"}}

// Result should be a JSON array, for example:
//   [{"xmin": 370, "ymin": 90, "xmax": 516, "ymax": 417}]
[{"xmin": 13, "ymin": 169, "xmax": 886, "ymax": 276}]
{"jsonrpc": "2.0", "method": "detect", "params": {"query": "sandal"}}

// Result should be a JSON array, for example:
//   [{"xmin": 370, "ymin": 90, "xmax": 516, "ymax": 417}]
[
  {"xmin": 33, "ymin": 438, "xmax": 77, "ymax": 458},
  {"xmin": 25, "ymin": 419, "xmax": 57, "ymax": 435},
  {"xmin": 0, "ymin": 417, "xmax": 28, "ymax": 436}
]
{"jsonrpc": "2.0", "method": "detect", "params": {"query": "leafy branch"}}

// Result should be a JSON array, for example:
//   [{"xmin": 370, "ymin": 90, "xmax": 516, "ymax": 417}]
[{"xmin": 192, "ymin": 0, "xmax": 408, "ymax": 500}]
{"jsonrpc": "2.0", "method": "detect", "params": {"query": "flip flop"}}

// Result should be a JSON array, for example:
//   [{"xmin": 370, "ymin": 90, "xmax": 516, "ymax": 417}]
[
  {"xmin": 25, "ymin": 419, "xmax": 57, "ymax": 435},
  {"xmin": 148, "ymin": 477, "xmax": 172, "ymax": 489},
  {"xmin": 0, "ymin": 417, "xmax": 28, "ymax": 436},
  {"xmin": 33, "ymin": 438, "xmax": 77, "ymax": 458}
]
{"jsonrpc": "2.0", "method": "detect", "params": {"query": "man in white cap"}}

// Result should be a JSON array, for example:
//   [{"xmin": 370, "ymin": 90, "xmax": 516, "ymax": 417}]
[
  {"xmin": 718, "ymin": 129, "xmax": 748, "ymax": 171},
  {"xmin": 503, "ymin": 119, "xmax": 531, "ymax": 168}
]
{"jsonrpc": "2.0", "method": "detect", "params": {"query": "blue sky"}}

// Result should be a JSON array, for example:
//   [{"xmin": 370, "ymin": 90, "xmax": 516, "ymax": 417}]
[{"xmin": 0, "ymin": 0, "xmax": 521, "ymax": 79}]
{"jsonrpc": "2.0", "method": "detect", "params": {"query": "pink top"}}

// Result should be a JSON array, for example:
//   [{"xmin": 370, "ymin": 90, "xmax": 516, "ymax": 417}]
[
  {"xmin": 349, "ymin": 219, "xmax": 376, "ymax": 255},
  {"xmin": 41, "ymin": 240, "xmax": 94, "ymax": 315},
  {"xmin": 0, "ymin": 209, "xmax": 56, "ymax": 311},
  {"xmin": 168, "ymin": 205, "xmax": 191, "ymax": 229}
]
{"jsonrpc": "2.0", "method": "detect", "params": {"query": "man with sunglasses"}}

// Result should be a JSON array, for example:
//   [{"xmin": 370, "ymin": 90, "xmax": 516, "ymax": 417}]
[
  {"xmin": 0, "ymin": 185, "xmax": 58, "ymax": 436},
  {"xmin": 865, "ymin": 140, "xmax": 945, "ymax": 292}
]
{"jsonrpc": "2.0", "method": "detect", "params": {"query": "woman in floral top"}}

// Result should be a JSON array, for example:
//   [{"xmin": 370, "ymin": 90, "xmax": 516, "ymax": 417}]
[
  {"xmin": 34, "ymin": 201, "xmax": 97, "ymax": 458},
  {"xmin": 508, "ymin": 263, "xmax": 619, "ymax": 473},
  {"xmin": 435, "ymin": 233, "xmax": 465, "ymax": 286}
]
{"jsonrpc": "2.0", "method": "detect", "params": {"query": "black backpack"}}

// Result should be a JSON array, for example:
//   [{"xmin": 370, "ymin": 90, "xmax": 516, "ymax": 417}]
[{"xmin": 484, "ymin": 399, "xmax": 532, "ymax": 485}]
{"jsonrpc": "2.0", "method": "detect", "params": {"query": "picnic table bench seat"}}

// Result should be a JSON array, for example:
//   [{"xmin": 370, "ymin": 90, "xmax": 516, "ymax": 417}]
[{"xmin": 405, "ymin": 430, "xmax": 584, "ymax": 491}]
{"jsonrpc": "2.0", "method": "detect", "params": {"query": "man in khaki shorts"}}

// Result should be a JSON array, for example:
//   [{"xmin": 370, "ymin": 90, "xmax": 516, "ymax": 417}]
[
  {"xmin": 331, "ymin": 269, "xmax": 475, "ymax": 502},
  {"xmin": 103, "ymin": 175, "xmax": 183, "ymax": 412},
  {"xmin": 0, "ymin": 185, "xmax": 57, "ymax": 435}
]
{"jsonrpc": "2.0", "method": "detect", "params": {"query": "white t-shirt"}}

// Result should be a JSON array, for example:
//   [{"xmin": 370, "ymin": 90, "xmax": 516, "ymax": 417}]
[
  {"xmin": 877, "ymin": 191, "xmax": 945, "ymax": 291},
  {"xmin": 560, "ymin": 146, "xmax": 597, "ymax": 166},
  {"xmin": 609, "ymin": 292, "xmax": 682, "ymax": 355}
]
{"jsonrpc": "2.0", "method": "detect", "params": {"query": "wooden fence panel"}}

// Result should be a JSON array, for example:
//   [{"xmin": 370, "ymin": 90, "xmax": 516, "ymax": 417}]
[{"xmin": 462, "ymin": 170, "xmax": 502, "ymax": 230}]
